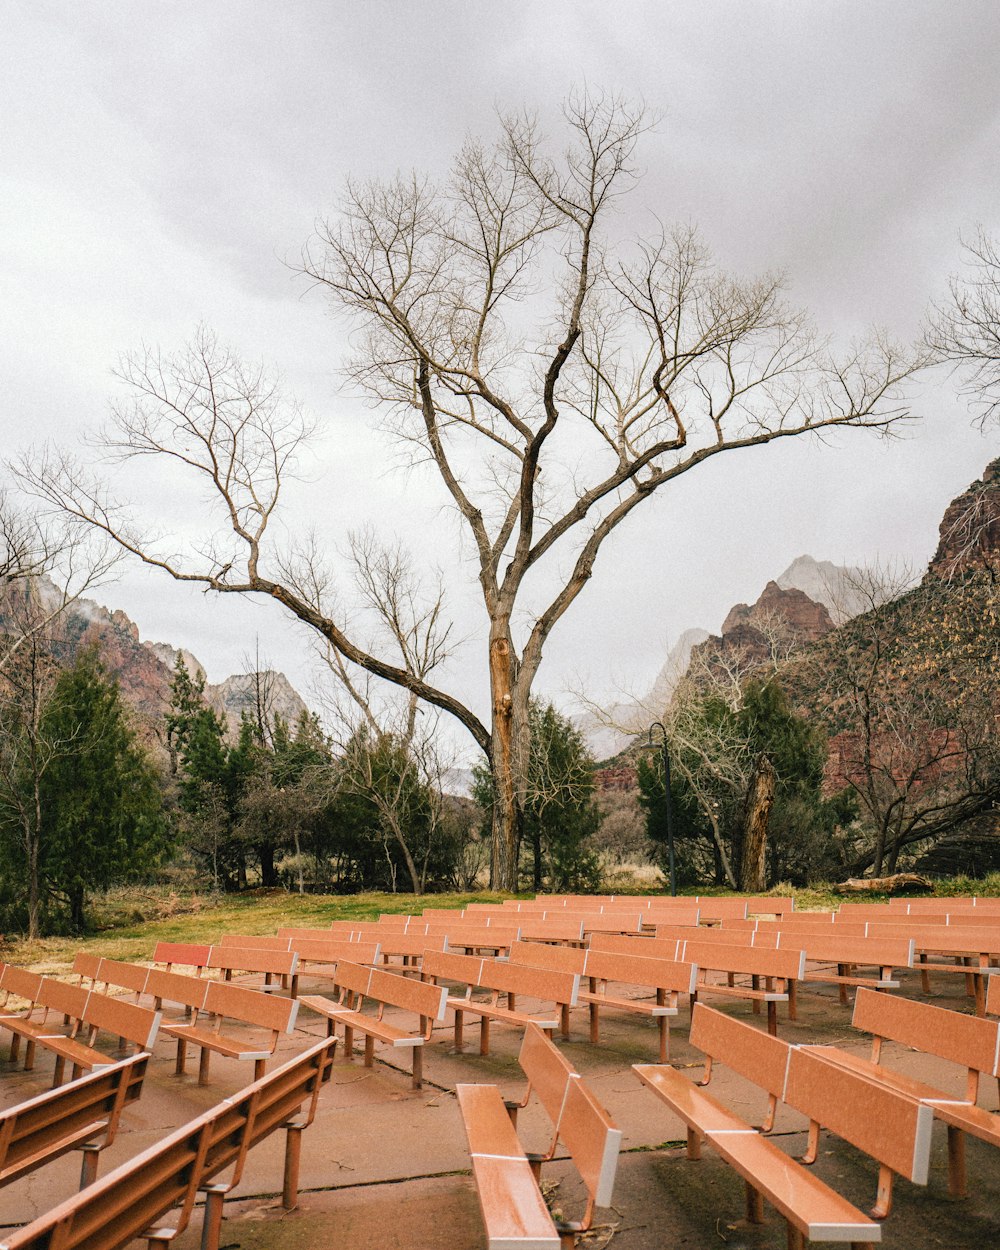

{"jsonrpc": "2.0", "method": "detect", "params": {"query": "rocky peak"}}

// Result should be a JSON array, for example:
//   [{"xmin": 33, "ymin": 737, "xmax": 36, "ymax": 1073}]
[
  {"xmin": 721, "ymin": 581, "xmax": 833, "ymax": 643},
  {"xmin": 925, "ymin": 458, "xmax": 1000, "ymax": 582}
]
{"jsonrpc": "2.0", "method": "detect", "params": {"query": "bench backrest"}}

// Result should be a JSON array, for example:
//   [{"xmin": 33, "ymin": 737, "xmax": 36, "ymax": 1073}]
[
  {"xmin": 557, "ymin": 1075, "xmax": 622, "ymax": 1209},
  {"xmin": 202, "ymin": 980, "xmax": 299, "ymax": 1035},
  {"xmin": 693, "ymin": 898, "xmax": 749, "ymax": 921},
  {"xmin": 0, "ymin": 1053, "xmax": 148, "ymax": 1188},
  {"xmin": 784, "ymin": 1045, "xmax": 932, "ymax": 1185},
  {"xmin": 422, "ymin": 951, "xmax": 579, "ymax": 1006},
  {"xmin": 95, "ymin": 958, "xmax": 152, "ymax": 996},
  {"xmin": 775, "ymin": 933, "xmax": 914, "ymax": 968},
  {"xmin": 508, "ymin": 941, "xmax": 587, "ymax": 975},
  {"xmin": 681, "ymin": 941, "xmax": 805, "ymax": 981},
  {"xmin": 516, "ymin": 919, "xmax": 586, "ymax": 942},
  {"xmin": 364, "ymin": 964, "xmax": 449, "ymax": 1021},
  {"xmin": 853, "ymin": 986, "xmax": 1000, "ymax": 1079},
  {"xmin": 743, "ymin": 896, "xmax": 794, "ymax": 916},
  {"xmin": 588, "ymin": 934, "xmax": 683, "ymax": 961},
  {"xmin": 289, "ymin": 937, "xmax": 382, "ymax": 966},
  {"xmin": 864, "ymin": 923, "xmax": 1000, "ymax": 953},
  {"xmin": 1, "ymin": 1038, "xmax": 335, "ymax": 1250},
  {"xmin": 218, "ymin": 934, "xmax": 291, "ymax": 950},
  {"xmin": 0, "ymin": 965, "xmax": 43, "ymax": 1006},
  {"xmin": 640, "ymin": 905, "xmax": 702, "ymax": 927},
  {"xmin": 689, "ymin": 1003, "xmax": 791, "ymax": 1100},
  {"xmin": 153, "ymin": 941, "xmax": 212, "ymax": 972},
  {"xmin": 37, "ymin": 978, "xmax": 90, "ymax": 1023},
  {"xmin": 71, "ymin": 952, "xmax": 102, "ymax": 986},
  {"xmin": 145, "ymin": 968, "xmax": 210, "ymax": 1013},
  {"xmin": 373, "ymin": 933, "xmax": 449, "ymax": 958},
  {"xmin": 207, "ymin": 946, "xmax": 299, "ymax": 978},
  {"xmin": 583, "ymin": 950, "xmax": 698, "ymax": 995},
  {"xmin": 83, "ymin": 988, "xmax": 161, "ymax": 1050},
  {"xmin": 279, "ymin": 927, "xmax": 338, "ymax": 941},
  {"xmin": 654, "ymin": 924, "xmax": 749, "ymax": 944}
]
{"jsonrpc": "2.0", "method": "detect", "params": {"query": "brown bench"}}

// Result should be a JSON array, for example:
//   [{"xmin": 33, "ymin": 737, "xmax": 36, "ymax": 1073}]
[
  {"xmin": 206, "ymin": 944, "xmax": 299, "ymax": 994},
  {"xmin": 1, "ymin": 969, "xmax": 160, "ymax": 1087},
  {"xmin": 686, "ymin": 999, "xmax": 793, "ymax": 1132},
  {"xmin": 298, "ymin": 960, "xmax": 448, "ymax": 1088},
  {"xmin": 457, "ymin": 1023, "xmax": 621, "ymax": 1249},
  {"xmin": 421, "ymin": 951, "xmax": 578, "ymax": 1055},
  {"xmin": 507, "ymin": 940, "xmax": 696, "ymax": 1060},
  {"xmin": 0, "ymin": 1052, "xmax": 148, "ymax": 1190},
  {"xmin": 635, "ymin": 1004, "xmax": 933, "ymax": 1247},
  {"xmin": 810, "ymin": 986, "xmax": 1000, "ymax": 1198},
  {"xmin": 0, "ymin": 1036, "xmax": 336, "ymax": 1250},
  {"xmin": 766, "ymin": 933, "xmax": 914, "ymax": 1005},
  {"xmin": 159, "ymin": 978, "xmax": 299, "ymax": 1085},
  {"xmin": 865, "ymin": 922, "xmax": 1000, "ymax": 1011},
  {"xmin": 152, "ymin": 941, "xmax": 213, "ymax": 975},
  {"xmin": 681, "ymin": 940, "xmax": 805, "ymax": 1034}
]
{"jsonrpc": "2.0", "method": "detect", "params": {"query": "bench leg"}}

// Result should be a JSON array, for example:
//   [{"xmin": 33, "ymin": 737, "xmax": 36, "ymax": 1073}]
[
  {"xmin": 560, "ymin": 1002, "xmax": 570, "ymax": 1040},
  {"xmin": 79, "ymin": 1145, "xmax": 100, "ymax": 1188},
  {"xmin": 198, "ymin": 1047, "xmax": 212, "ymax": 1086},
  {"xmin": 479, "ymin": 1016, "xmax": 490, "ymax": 1056},
  {"xmin": 766, "ymin": 1000, "xmax": 777, "ymax": 1036},
  {"xmin": 24, "ymin": 1038, "xmax": 36, "ymax": 1071},
  {"xmin": 283, "ymin": 1125, "xmax": 303, "ymax": 1210},
  {"xmin": 200, "ymin": 1184, "xmax": 226, "ymax": 1250},
  {"xmin": 686, "ymin": 1127, "xmax": 701, "ymax": 1160},
  {"xmin": 9, "ymin": 1034, "xmax": 20, "ymax": 1062},
  {"xmin": 919, "ymin": 952, "xmax": 930, "ymax": 994},
  {"xmin": 176, "ymin": 1038, "xmax": 187, "ymax": 1076},
  {"xmin": 658, "ymin": 1015, "xmax": 669, "ymax": 1064},
  {"xmin": 344, "ymin": 1024, "xmax": 355, "ymax": 1061},
  {"xmin": 364, "ymin": 1034, "xmax": 375, "ymax": 1068},
  {"xmin": 974, "ymin": 972, "xmax": 986, "ymax": 1017},
  {"xmin": 751, "ymin": 974, "xmax": 760, "ymax": 1014},
  {"xmin": 589, "ymin": 1002, "xmax": 600, "ymax": 1045},
  {"xmin": 786, "ymin": 1222, "xmax": 805, "ymax": 1249},
  {"xmin": 947, "ymin": 1125, "xmax": 968, "ymax": 1198},
  {"xmin": 872, "ymin": 1164, "xmax": 894, "ymax": 1219},
  {"xmin": 838, "ymin": 965, "xmax": 848, "ymax": 1006},
  {"xmin": 745, "ymin": 1181, "xmax": 764, "ymax": 1224},
  {"xmin": 453, "ymin": 1011, "xmax": 464, "ymax": 1053},
  {"xmin": 788, "ymin": 978, "xmax": 798, "ymax": 1022},
  {"xmin": 52, "ymin": 1055, "xmax": 66, "ymax": 1087},
  {"xmin": 254, "ymin": 1058, "xmax": 266, "ymax": 1081},
  {"xmin": 412, "ymin": 1046, "xmax": 423, "ymax": 1090}
]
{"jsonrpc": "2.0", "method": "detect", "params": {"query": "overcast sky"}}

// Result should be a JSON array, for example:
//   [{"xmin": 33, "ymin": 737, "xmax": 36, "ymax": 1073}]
[{"xmin": 3, "ymin": 2, "xmax": 999, "ymax": 756}]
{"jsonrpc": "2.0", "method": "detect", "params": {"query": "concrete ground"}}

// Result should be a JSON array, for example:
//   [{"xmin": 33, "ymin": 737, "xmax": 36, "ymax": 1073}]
[{"xmin": 2, "ymin": 969, "xmax": 999, "ymax": 1249}]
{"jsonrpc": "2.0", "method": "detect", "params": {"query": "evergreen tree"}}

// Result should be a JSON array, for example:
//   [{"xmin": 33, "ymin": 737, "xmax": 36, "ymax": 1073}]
[{"xmin": 34, "ymin": 647, "xmax": 167, "ymax": 931}]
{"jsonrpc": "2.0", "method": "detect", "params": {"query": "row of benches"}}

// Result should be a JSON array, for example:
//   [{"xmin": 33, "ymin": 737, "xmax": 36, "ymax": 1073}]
[{"xmin": 0, "ymin": 1037, "xmax": 336, "ymax": 1250}]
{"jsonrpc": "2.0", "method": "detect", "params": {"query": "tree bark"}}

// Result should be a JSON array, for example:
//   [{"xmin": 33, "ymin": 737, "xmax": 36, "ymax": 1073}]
[
  {"xmin": 488, "ymin": 631, "xmax": 527, "ymax": 890},
  {"xmin": 739, "ymin": 753, "xmax": 775, "ymax": 892}
]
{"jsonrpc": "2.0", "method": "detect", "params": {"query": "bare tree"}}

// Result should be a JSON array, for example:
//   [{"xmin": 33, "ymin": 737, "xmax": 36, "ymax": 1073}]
[
  {"xmin": 20, "ymin": 94, "xmax": 923, "ymax": 889},
  {"xmin": 926, "ymin": 227, "xmax": 1000, "ymax": 425}
]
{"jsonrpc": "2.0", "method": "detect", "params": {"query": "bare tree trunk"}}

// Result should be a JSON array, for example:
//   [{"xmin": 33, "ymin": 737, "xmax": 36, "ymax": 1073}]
[
  {"xmin": 739, "ymin": 753, "xmax": 775, "ymax": 892},
  {"xmin": 489, "ymin": 631, "xmax": 525, "ymax": 891}
]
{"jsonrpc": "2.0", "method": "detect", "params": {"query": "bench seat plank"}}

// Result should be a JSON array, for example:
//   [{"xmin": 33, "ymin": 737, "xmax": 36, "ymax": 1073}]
[
  {"xmin": 633, "ymin": 1065, "xmax": 754, "ymax": 1135},
  {"xmin": 706, "ymin": 1130, "xmax": 881, "ymax": 1241}
]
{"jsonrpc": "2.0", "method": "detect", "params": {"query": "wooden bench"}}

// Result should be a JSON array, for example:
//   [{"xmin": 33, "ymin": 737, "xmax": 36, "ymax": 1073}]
[
  {"xmin": 152, "ymin": 941, "xmax": 212, "ymax": 975},
  {"xmin": 635, "ymin": 1006, "xmax": 933, "ymax": 1247},
  {"xmin": 421, "ymin": 951, "xmax": 578, "ymax": 1055},
  {"xmin": 457, "ymin": 1023, "xmax": 621, "ymax": 1249},
  {"xmin": 687, "ymin": 1000, "xmax": 793, "ymax": 1132},
  {"xmin": 1, "ymin": 969, "xmax": 160, "ymax": 1087},
  {"xmin": 298, "ymin": 960, "xmax": 448, "ymax": 1088},
  {"xmin": 865, "ymin": 922, "xmax": 1000, "ymax": 1011},
  {"xmin": 206, "ymin": 945, "xmax": 299, "ymax": 994},
  {"xmin": 766, "ymin": 933, "xmax": 914, "ymax": 1005},
  {"xmin": 0, "ymin": 1052, "xmax": 148, "ymax": 1189},
  {"xmin": 808, "ymin": 986, "xmax": 1000, "ymax": 1198},
  {"xmin": 507, "ymin": 940, "xmax": 696, "ymax": 1061},
  {"xmin": 681, "ymin": 940, "xmax": 805, "ymax": 1034},
  {"xmin": 159, "ymin": 979, "xmax": 299, "ymax": 1085},
  {"xmin": 0, "ymin": 1036, "xmax": 336, "ymax": 1250}
]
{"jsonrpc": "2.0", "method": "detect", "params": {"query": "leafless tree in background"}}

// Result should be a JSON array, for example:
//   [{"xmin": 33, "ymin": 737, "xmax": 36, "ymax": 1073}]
[
  {"xmin": 927, "ymin": 227, "xmax": 1000, "ymax": 426},
  {"xmin": 20, "ymin": 93, "xmax": 923, "ymax": 889}
]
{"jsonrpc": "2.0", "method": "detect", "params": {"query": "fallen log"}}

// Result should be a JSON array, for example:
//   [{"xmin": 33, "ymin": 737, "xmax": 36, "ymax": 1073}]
[{"xmin": 833, "ymin": 873, "xmax": 935, "ymax": 895}]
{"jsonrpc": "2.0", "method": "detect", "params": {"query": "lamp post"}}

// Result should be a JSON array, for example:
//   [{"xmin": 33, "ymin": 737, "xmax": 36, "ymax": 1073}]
[{"xmin": 647, "ymin": 721, "xmax": 677, "ymax": 897}]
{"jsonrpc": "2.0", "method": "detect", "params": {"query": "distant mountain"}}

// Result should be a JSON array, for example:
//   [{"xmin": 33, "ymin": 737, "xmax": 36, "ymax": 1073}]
[
  {"xmin": 0, "ymin": 579, "xmax": 311, "ymax": 755},
  {"xmin": 775, "ymin": 555, "xmax": 866, "ymax": 623}
]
